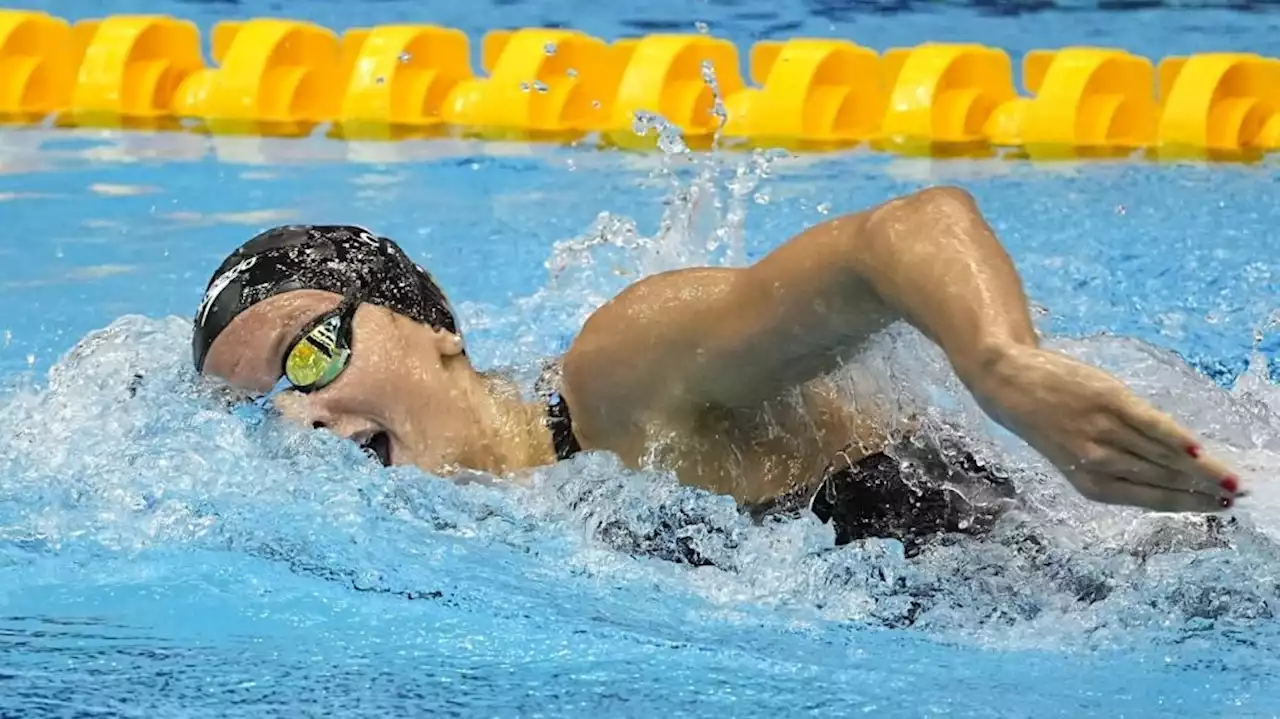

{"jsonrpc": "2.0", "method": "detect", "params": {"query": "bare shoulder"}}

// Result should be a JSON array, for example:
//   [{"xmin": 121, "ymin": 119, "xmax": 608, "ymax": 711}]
[{"xmin": 559, "ymin": 267, "xmax": 741, "ymax": 439}]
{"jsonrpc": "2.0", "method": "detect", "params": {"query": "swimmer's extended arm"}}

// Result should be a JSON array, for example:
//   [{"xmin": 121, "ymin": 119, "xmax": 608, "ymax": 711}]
[
  {"xmin": 723, "ymin": 185, "xmax": 1040, "ymax": 396},
  {"xmin": 569, "ymin": 187, "xmax": 1028, "ymax": 408},
  {"xmin": 572, "ymin": 186, "xmax": 1037, "ymax": 405},
  {"xmin": 565, "ymin": 185, "xmax": 1242, "ymax": 513}
]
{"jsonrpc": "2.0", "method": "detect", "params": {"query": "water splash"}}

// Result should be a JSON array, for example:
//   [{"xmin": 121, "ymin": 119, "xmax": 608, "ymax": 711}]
[
  {"xmin": 462, "ymin": 111, "xmax": 784, "ymax": 368},
  {"xmin": 699, "ymin": 60, "xmax": 729, "ymax": 142},
  {"xmin": 2, "ymin": 304, "xmax": 1277, "ymax": 654}
]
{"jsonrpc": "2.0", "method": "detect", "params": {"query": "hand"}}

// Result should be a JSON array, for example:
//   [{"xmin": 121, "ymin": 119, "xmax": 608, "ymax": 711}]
[{"xmin": 969, "ymin": 344, "xmax": 1244, "ymax": 513}]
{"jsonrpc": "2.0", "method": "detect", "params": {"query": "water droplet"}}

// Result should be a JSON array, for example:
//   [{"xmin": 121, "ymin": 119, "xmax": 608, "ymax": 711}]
[
  {"xmin": 566, "ymin": 68, "xmax": 578, "ymax": 78},
  {"xmin": 544, "ymin": 41, "xmax": 557, "ymax": 56},
  {"xmin": 816, "ymin": 202, "xmax": 831, "ymax": 215},
  {"xmin": 700, "ymin": 60, "xmax": 728, "ymax": 125},
  {"xmin": 701, "ymin": 60, "xmax": 717, "ymax": 87},
  {"xmin": 752, "ymin": 191, "xmax": 770, "ymax": 205},
  {"xmin": 519, "ymin": 81, "xmax": 531, "ymax": 93},
  {"xmin": 533, "ymin": 80, "xmax": 549, "ymax": 94},
  {"xmin": 25, "ymin": 353, "xmax": 35, "ymax": 367},
  {"xmin": 1115, "ymin": 204, "xmax": 1126, "ymax": 215},
  {"xmin": 398, "ymin": 51, "xmax": 412, "ymax": 63},
  {"xmin": 631, "ymin": 111, "xmax": 690, "ymax": 155},
  {"xmin": 566, "ymin": 158, "xmax": 577, "ymax": 171},
  {"xmin": 375, "ymin": 76, "xmax": 386, "ymax": 85},
  {"xmin": 694, "ymin": 20, "xmax": 709, "ymax": 33},
  {"xmin": 591, "ymin": 100, "xmax": 601, "ymax": 109}
]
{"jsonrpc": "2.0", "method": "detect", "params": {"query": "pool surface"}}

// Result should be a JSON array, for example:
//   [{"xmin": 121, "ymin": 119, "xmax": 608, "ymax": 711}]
[{"xmin": 2, "ymin": 0, "xmax": 1280, "ymax": 717}]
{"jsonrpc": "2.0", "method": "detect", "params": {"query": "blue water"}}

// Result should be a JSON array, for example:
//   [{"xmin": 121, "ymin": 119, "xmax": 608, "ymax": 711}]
[{"xmin": 3, "ymin": 1, "xmax": 1280, "ymax": 717}]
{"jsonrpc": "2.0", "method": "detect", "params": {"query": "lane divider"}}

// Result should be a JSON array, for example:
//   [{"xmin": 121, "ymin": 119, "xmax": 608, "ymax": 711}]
[{"xmin": 1, "ymin": 9, "xmax": 1277, "ymax": 161}]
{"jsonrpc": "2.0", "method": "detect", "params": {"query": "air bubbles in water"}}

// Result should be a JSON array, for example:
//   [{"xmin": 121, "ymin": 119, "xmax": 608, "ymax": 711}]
[
  {"xmin": 398, "ymin": 51, "xmax": 412, "ymax": 64},
  {"xmin": 694, "ymin": 21, "xmax": 709, "ymax": 34},
  {"xmin": 567, "ymin": 68, "xmax": 578, "ymax": 79},
  {"xmin": 544, "ymin": 42, "xmax": 557, "ymax": 56},
  {"xmin": 533, "ymin": 81, "xmax": 549, "ymax": 94}
]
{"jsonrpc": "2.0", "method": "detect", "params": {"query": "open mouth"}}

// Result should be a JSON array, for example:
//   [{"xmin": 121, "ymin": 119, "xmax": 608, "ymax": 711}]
[{"xmin": 360, "ymin": 431, "xmax": 393, "ymax": 467}]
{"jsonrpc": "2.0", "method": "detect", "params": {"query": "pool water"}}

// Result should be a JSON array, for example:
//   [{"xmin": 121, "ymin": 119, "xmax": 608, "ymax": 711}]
[{"xmin": 3, "ymin": 1, "xmax": 1280, "ymax": 717}]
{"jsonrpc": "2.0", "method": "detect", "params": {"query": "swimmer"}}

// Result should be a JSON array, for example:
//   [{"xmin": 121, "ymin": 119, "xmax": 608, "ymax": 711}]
[{"xmin": 191, "ymin": 187, "xmax": 1245, "ymax": 551}]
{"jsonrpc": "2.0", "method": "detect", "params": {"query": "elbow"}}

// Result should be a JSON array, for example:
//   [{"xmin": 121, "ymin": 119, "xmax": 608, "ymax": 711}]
[
  {"xmin": 864, "ymin": 184, "xmax": 985, "ymax": 240},
  {"xmin": 900, "ymin": 185, "xmax": 981, "ymax": 221},
  {"xmin": 912, "ymin": 184, "xmax": 978, "ymax": 207}
]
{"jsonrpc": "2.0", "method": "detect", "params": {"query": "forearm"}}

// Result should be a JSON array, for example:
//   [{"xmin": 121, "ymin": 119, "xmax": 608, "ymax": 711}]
[{"xmin": 842, "ymin": 186, "xmax": 1039, "ymax": 385}]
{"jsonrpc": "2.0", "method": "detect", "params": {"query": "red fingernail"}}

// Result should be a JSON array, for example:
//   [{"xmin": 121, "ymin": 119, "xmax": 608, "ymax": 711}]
[
  {"xmin": 1220, "ymin": 476, "xmax": 1239, "ymax": 493},
  {"xmin": 1220, "ymin": 497, "xmax": 1233, "ymax": 509},
  {"xmin": 1186, "ymin": 444, "xmax": 1201, "ymax": 458}
]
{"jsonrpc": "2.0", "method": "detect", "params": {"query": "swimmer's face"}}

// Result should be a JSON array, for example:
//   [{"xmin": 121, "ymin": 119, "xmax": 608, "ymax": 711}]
[{"xmin": 201, "ymin": 289, "xmax": 474, "ymax": 472}]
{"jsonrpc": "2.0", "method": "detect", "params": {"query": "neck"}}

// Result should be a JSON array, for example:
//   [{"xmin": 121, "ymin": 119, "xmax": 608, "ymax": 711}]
[{"xmin": 458, "ymin": 371, "xmax": 556, "ymax": 475}]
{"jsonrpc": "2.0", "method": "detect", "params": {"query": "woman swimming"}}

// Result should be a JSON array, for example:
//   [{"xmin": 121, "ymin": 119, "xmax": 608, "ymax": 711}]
[{"xmin": 190, "ymin": 186, "xmax": 1245, "ymax": 549}]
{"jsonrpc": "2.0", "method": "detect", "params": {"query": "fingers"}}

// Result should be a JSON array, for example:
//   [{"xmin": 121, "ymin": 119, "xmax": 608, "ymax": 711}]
[
  {"xmin": 1101, "ymin": 429, "xmax": 1236, "ymax": 500},
  {"xmin": 1111, "ymin": 396, "xmax": 1243, "ymax": 493},
  {"xmin": 1107, "ymin": 418, "xmax": 1194, "ymax": 470},
  {"xmin": 1080, "ymin": 474, "xmax": 1227, "ymax": 514}
]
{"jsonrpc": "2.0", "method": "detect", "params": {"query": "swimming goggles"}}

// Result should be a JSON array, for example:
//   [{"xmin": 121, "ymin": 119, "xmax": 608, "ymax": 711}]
[
  {"xmin": 279, "ymin": 239, "xmax": 388, "ymax": 394},
  {"xmin": 280, "ymin": 293, "xmax": 359, "ymax": 393}
]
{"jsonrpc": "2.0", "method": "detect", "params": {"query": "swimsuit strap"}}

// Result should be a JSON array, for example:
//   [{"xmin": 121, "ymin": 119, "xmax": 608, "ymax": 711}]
[
  {"xmin": 535, "ymin": 359, "xmax": 582, "ymax": 461},
  {"xmin": 546, "ymin": 392, "xmax": 582, "ymax": 461}
]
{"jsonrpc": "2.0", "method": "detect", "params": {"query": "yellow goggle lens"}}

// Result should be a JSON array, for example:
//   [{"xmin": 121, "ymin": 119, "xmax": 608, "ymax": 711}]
[{"xmin": 284, "ymin": 316, "xmax": 350, "ymax": 390}]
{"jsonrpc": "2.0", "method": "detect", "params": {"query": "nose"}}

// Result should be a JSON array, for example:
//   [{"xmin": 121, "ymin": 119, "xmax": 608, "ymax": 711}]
[
  {"xmin": 272, "ymin": 392, "xmax": 374, "ymax": 442},
  {"xmin": 272, "ymin": 391, "xmax": 324, "ymax": 429}
]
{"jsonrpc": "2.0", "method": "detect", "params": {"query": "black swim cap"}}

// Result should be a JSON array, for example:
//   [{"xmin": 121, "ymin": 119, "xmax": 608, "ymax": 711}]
[{"xmin": 192, "ymin": 224, "xmax": 459, "ymax": 372}]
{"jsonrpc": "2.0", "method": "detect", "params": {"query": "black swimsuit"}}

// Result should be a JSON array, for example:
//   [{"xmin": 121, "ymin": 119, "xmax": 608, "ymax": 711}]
[
  {"xmin": 538, "ymin": 363, "xmax": 1011, "ymax": 553},
  {"xmin": 747, "ymin": 433, "xmax": 1016, "ymax": 555}
]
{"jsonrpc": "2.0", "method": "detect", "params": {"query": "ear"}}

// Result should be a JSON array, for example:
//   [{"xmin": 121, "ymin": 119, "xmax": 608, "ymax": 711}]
[{"xmin": 431, "ymin": 328, "xmax": 465, "ymax": 358}]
